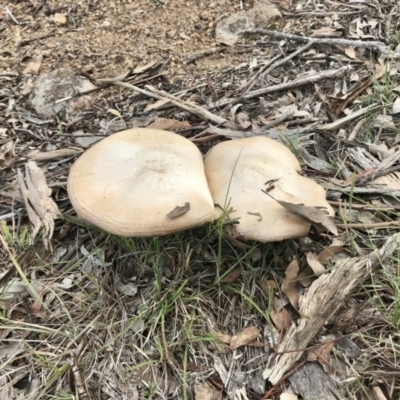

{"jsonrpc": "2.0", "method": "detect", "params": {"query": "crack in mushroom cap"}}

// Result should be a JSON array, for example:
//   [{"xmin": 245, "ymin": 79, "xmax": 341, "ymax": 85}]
[
  {"xmin": 204, "ymin": 137, "xmax": 334, "ymax": 242},
  {"xmin": 67, "ymin": 128, "xmax": 216, "ymax": 236}
]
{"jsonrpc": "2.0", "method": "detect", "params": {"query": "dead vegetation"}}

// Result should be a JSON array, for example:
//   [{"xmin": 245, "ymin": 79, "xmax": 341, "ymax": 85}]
[{"xmin": 2, "ymin": 0, "xmax": 400, "ymax": 399}]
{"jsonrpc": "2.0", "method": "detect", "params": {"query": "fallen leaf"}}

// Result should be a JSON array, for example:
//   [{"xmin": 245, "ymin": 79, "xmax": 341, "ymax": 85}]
[
  {"xmin": 220, "ymin": 267, "xmax": 242, "ymax": 283},
  {"xmin": 23, "ymin": 54, "xmax": 43, "ymax": 75},
  {"xmin": 107, "ymin": 108, "xmax": 122, "ymax": 119},
  {"xmin": 0, "ymin": 342, "xmax": 25, "ymax": 360},
  {"xmin": 270, "ymin": 196, "xmax": 338, "ymax": 236},
  {"xmin": 306, "ymin": 252, "xmax": 326, "ymax": 275},
  {"xmin": 307, "ymin": 338, "xmax": 335, "ymax": 373},
  {"xmin": 344, "ymin": 47, "xmax": 356, "ymax": 59},
  {"xmin": 27, "ymin": 147, "xmax": 83, "ymax": 161},
  {"xmin": 230, "ymin": 326, "xmax": 260, "ymax": 350},
  {"xmin": 311, "ymin": 27, "xmax": 342, "ymax": 37},
  {"xmin": 145, "ymin": 98, "xmax": 171, "ymax": 112},
  {"xmin": 212, "ymin": 330, "xmax": 231, "ymax": 345},
  {"xmin": 194, "ymin": 383, "xmax": 222, "ymax": 400},
  {"xmin": 270, "ymin": 306, "xmax": 292, "ymax": 331},
  {"xmin": 73, "ymin": 131, "xmax": 104, "ymax": 148},
  {"xmin": 0, "ymin": 140, "xmax": 16, "ymax": 169},
  {"xmin": 372, "ymin": 115, "xmax": 396, "ymax": 130},
  {"xmin": 281, "ymin": 259, "xmax": 300, "ymax": 309},
  {"xmin": 166, "ymin": 202, "xmax": 190, "ymax": 219},
  {"xmin": 297, "ymin": 145, "xmax": 336, "ymax": 173},
  {"xmin": 133, "ymin": 60, "xmax": 158, "ymax": 74},
  {"xmin": 297, "ymin": 267, "xmax": 314, "ymax": 287},
  {"xmin": 317, "ymin": 246, "xmax": 345, "ymax": 263},
  {"xmin": 147, "ymin": 117, "xmax": 191, "ymax": 131}
]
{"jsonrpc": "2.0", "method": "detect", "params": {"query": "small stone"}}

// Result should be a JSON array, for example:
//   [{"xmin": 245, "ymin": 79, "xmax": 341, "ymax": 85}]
[{"xmin": 53, "ymin": 13, "xmax": 67, "ymax": 25}]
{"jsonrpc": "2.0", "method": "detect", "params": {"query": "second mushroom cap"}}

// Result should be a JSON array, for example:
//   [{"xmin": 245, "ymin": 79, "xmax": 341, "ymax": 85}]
[{"xmin": 204, "ymin": 136, "xmax": 334, "ymax": 242}]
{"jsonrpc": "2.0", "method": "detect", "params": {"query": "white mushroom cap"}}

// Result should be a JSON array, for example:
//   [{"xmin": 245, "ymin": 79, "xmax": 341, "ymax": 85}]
[
  {"xmin": 204, "ymin": 137, "xmax": 334, "ymax": 242},
  {"xmin": 67, "ymin": 128, "xmax": 216, "ymax": 236}
]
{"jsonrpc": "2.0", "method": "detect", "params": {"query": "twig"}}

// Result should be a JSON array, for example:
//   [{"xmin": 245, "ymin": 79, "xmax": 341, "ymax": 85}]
[
  {"xmin": 187, "ymin": 47, "xmax": 226, "ymax": 63},
  {"xmin": 282, "ymin": 11, "xmax": 364, "ymax": 17},
  {"xmin": 112, "ymin": 81, "xmax": 240, "ymax": 129},
  {"xmin": 328, "ymin": 200, "xmax": 400, "ymax": 212},
  {"xmin": 348, "ymin": 118, "xmax": 366, "ymax": 140},
  {"xmin": 238, "ymin": 41, "xmax": 313, "ymax": 100},
  {"xmin": 261, "ymin": 111, "xmax": 295, "ymax": 129},
  {"xmin": 17, "ymin": 31, "xmax": 56, "ymax": 47},
  {"xmin": 240, "ymin": 28, "xmax": 390, "ymax": 55},
  {"xmin": 336, "ymin": 220, "xmax": 400, "ymax": 230},
  {"xmin": 208, "ymin": 66, "xmax": 349, "ymax": 110},
  {"xmin": 319, "ymin": 103, "xmax": 379, "ymax": 131}
]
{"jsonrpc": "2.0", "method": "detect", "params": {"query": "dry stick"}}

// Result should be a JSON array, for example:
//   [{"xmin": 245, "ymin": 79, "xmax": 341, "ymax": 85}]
[
  {"xmin": 348, "ymin": 117, "xmax": 366, "ymax": 140},
  {"xmin": 237, "ymin": 54, "xmax": 281, "ymax": 94},
  {"xmin": 113, "ymin": 81, "xmax": 240, "ymax": 129},
  {"xmin": 208, "ymin": 66, "xmax": 349, "ymax": 110},
  {"xmin": 261, "ymin": 111, "xmax": 295, "ymax": 130},
  {"xmin": 336, "ymin": 220, "xmax": 400, "ymax": 229},
  {"xmin": 239, "ymin": 41, "xmax": 313, "ymax": 99},
  {"xmin": 240, "ymin": 28, "xmax": 390, "ymax": 55},
  {"xmin": 282, "ymin": 11, "xmax": 364, "ymax": 17},
  {"xmin": 328, "ymin": 200, "xmax": 400, "ymax": 212},
  {"xmin": 263, "ymin": 232, "xmax": 400, "ymax": 385},
  {"xmin": 187, "ymin": 47, "xmax": 226, "ymax": 63}
]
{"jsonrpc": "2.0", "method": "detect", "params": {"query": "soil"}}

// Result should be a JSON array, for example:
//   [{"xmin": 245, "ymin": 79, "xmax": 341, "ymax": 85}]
[{"xmin": 0, "ymin": 0, "xmax": 266, "ymax": 83}]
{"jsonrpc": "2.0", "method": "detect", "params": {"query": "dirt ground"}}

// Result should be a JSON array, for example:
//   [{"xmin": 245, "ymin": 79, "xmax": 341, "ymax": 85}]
[
  {"xmin": 2, "ymin": 0, "xmax": 400, "ymax": 399},
  {"xmin": 1, "ymin": 0, "xmax": 263, "ymax": 82}
]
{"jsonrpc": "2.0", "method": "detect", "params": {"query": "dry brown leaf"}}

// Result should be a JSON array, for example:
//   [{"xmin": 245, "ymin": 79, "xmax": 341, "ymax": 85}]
[
  {"xmin": 311, "ymin": 26, "xmax": 342, "ymax": 37},
  {"xmin": 297, "ymin": 267, "xmax": 314, "ymax": 287},
  {"xmin": 344, "ymin": 47, "xmax": 357, "ymax": 59},
  {"xmin": 146, "ymin": 117, "xmax": 191, "ymax": 131},
  {"xmin": 23, "ymin": 54, "xmax": 43, "ymax": 75},
  {"xmin": 195, "ymin": 383, "xmax": 223, "ymax": 400},
  {"xmin": 317, "ymin": 246, "xmax": 345, "ymax": 263},
  {"xmin": 281, "ymin": 259, "xmax": 300, "ymax": 309},
  {"xmin": 306, "ymin": 252, "xmax": 326, "ymax": 275},
  {"xmin": 258, "ymin": 279, "xmax": 279, "ymax": 296},
  {"xmin": 0, "ymin": 140, "xmax": 16, "ymax": 169},
  {"xmin": 145, "ymin": 98, "xmax": 171, "ymax": 112},
  {"xmin": 270, "ymin": 306, "xmax": 292, "ymax": 331},
  {"xmin": 272, "ymin": 198, "xmax": 338, "ymax": 236},
  {"xmin": 166, "ymin": 202, "xmax": 190, "ymax": 219},
  {"xmin": 230, "ymin": 326, "xmax": 260, "ymax": 350},
  {"xmin": 27, "ymin": 147, "xmax": 83, "ymax": 161},
  {"xmin": 307, "ymin": 339, "xmax": 335, "ymax": 373},
  {"xmin": 214, "ymin": 331, "xmax": 231, "ymax": 345},
  {"xmin": 133, "ymin": 60, "xmax": 158, "ymax": 74},
  {"xmin": 220, "ymin": 267, "xmax": 242, "ymax": 283}
]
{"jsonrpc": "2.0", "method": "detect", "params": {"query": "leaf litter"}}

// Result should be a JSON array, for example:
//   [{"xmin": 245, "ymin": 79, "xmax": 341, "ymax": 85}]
[{"xmin": 1, "ymin": 0, "xmax": 400, "ymax": 399}]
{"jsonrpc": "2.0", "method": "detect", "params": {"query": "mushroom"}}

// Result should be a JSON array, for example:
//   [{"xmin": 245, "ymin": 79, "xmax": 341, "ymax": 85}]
[
  {"xmin": 67, "ymin": 128, "xmax": 216, "ymax": 236},
  {"xmin": 204, "ymin": 137, "xmax": 334, "ymax": 242}
]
